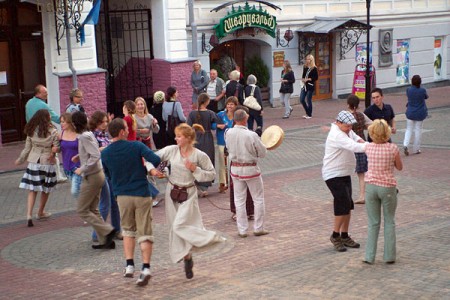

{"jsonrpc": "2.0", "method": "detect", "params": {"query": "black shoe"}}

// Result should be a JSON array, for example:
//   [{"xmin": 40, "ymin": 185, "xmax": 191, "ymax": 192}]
[
  {"xmin": 92, "ymin": 240, "xmax": 116, "ymax": 250},
  {"xmin": 184, "ymin": 257, "xmax": 194, "ymax": 279},
  {"xmin": 105, "ymin": 229, "xmax": 116, "ymax": 248},
  {"xmin": 27, "ymin": 219, "xmax": 34, "ymax": 227}
]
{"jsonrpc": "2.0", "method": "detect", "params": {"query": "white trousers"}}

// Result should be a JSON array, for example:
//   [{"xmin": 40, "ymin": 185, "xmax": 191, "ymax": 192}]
[
  {"xmin": 232, "ymin": 175, "xmax": 265, "ymax": 234},
  {"xmin": 280, "ymin": 93, "xmax": 292, "ymax": 116},
  {"xmin": 403, "ymin": 119, "xmax": 423, "ymax": 153},
  {"xmin": 218, "ymin": 145, "xmax": 227, "ymax": 186}
]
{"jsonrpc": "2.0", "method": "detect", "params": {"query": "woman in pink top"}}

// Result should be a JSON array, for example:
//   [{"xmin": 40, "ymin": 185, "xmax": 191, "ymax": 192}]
[{"xmin": 364, "ymin": 119, "xmax": 403, "ymax": 265}]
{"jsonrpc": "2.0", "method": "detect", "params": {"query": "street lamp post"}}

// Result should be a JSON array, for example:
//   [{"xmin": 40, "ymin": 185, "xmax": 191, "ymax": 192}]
[{"xmin": 365, "ymin": 0, "xmax": 371, "ymax": 108}]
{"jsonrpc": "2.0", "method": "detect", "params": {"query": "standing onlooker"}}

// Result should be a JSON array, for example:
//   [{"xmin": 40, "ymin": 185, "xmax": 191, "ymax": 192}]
[
  {"xmin": 135, "ymin": 96, "xmax": 160, "ymax": 149},
  {"xmin": 15, "ymin": 109, "xmax": 59, "ymax": 227},
  {"xmin": 147, "ymin": 123, "xmax": 224, "ymax": 280},
  {"xmin": 102, "ymin": 118, "xmax": 161, "ymax": 286},
  {"xmin": 59, "ymin": 113, "xmax": 82, "ymax": 198},
  {"xmin": 206, "ymin": 69, "xmax": 226, "ymax": 113},
  {"xmin": 72, "ymin": 111, "xmax": 116, "ymax": 250},
  {"xmin": 123, "ymin": 100, "xmax": 138, "ymax": 141},
  {"xmin": 89, "ymin": 111, "xmax": 122, "ymax": 242},
  {"xmin": 300, "ymin": 54, "xmax": 318, "ymax": 119},
  {"xmin": 322, "ymin": 110, "xmax": 366, "ymax": 252},
  {"xmin": 225, "ymin": 70, "xmax": 243, "ymax": 102},
  {"xmin": 403, "ymin": 75, "xmax": 428, "ymax": 155},
  {"xmin": 162, "ymin": 86, "xmax": 186, "ymax": 145},
  {"xmin": 25, "ymin": 84, "xmax": 60, "ymax": 124},
  {"xmin": 235, "ymin": 65, "xmax": 245, "ymax": 86},
  {"xmin": 364, "ymin": 88, "xmax": 396, "ymax": 142},
  {"xmin": 187, "ymin": 93, "xmax": 221, "ymax": 197},
  {"xmin": 66, "ymin": 88, "xmax": 86, "ymax": 114},
  {"xmin": 150, "ymin": 91, "xmax": 167, "ymax": 149},
  {"xmin": 347, "ymin": 95, "xmax": 373, "ymax": 204},
  {"xmin": 191, "ymin": 60, "xmax": 209, "ymax": 109},
  {"xmin": 243, "ymin": 74, "xmax": 263, "ymax": 130},
  {"xmin": 364, "ymin": 119, "xmax": 403, "ymax": 265},
  {"xmin": 216, "ymin": 96, "xmax": 238, "ymax": 193},
  {"xmin": 279, "ymin": 60, "xmax": 295, "ymax": 119},
  {"xmin": 225, "ymin": 109, "xmax": 268, "ymax": 238}
]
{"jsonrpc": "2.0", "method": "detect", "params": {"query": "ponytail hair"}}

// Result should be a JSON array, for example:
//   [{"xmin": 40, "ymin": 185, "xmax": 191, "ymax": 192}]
[{"xmin": 123, "ymin": 100, "xmax": 137, "ymax": 131}]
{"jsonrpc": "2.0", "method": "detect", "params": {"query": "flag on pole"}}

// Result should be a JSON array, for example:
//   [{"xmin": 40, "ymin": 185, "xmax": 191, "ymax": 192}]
[{"xmin": 79, "ymin": 0, "xmax": 102, "ymax": 45}]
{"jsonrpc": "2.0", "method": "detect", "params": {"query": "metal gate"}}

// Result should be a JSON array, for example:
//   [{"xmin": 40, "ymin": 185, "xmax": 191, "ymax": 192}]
[{"xmin": 95, "ymin": 5, "xmax": 153, "ymax": 116}]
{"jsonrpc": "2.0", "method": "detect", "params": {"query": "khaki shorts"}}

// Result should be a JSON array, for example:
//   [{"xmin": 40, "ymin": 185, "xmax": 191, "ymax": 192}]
[{"xmin": 117, "ymin": 195, "xmax": 154, "ymax": 243}]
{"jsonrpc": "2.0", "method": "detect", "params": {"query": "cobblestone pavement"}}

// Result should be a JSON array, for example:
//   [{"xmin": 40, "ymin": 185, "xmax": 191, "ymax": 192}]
[{"xmin": 0, "ymin": 88, "xmax": 449, "ymax": 299}]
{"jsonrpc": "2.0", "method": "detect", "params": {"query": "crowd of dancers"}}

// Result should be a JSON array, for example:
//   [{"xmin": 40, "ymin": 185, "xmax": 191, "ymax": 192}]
[{"xmin": 15, "ymin": 67, "xmax": 428, "ymax": 284}]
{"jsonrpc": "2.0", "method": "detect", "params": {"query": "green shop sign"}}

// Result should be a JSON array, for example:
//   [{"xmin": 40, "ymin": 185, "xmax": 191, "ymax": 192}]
[{"xmin": 214, "ymin": 3, "xmax": 277, "ymax": 39}]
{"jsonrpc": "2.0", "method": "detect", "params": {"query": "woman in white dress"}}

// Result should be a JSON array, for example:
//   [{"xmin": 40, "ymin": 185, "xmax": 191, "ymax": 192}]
[{"xmin": 148, "ymin": 123, "xmax": 224, "ymax": 279}]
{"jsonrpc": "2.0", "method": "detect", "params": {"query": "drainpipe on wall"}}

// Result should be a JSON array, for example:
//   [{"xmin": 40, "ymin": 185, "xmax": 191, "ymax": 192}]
[
  {"xmin": 63, "ymin": 0, "xmax": 78, "ymax": 88},
  {"xmin": 188, "ymin": 0, "xmax": 198, "ymax": 57}
]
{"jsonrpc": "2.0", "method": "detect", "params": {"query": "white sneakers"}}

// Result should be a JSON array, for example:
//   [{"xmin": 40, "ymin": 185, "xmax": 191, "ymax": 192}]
[
  {"xmin": 124, "ymin": 266, "xmax": 152, "ymax": 286},
  {"xmin": 136, "ymin": 268, "xmax": 152, "ymax": 286},
  {"xmin": 123, "ymin": 265, "xmax": 135, "ymax": 278}
]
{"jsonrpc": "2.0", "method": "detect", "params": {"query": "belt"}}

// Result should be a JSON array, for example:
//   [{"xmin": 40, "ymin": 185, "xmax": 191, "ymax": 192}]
[
  {"xmin": 168, "ymin": 178, "xmax": 195, "ymax": 189},
  {"xmin": 231, "ymin": 162, "xmax": 257, "ymax": 167}
]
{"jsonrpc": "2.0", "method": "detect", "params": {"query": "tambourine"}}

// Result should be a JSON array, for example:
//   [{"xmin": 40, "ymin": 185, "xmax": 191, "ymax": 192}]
[{"xmin": 261, "ymin": 125, "xmax": 284, "ymax": 150}]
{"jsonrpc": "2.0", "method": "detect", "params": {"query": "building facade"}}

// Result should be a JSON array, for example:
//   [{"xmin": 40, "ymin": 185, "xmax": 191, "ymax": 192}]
[{"xmin": 1, "ymin": 0, "xmax": 449, "ymax": 143}]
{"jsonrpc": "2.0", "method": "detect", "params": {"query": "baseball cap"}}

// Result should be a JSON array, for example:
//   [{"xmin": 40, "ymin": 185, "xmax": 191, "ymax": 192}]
[{"xmin": 336, "ymin": 110, "xmax": 357, "ymax": 124}]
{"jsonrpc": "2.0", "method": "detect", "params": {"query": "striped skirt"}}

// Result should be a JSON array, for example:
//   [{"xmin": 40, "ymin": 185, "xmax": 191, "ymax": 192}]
[{"xmin": 19, "ymin": 162, "xmax": 57, "ymax": 193}]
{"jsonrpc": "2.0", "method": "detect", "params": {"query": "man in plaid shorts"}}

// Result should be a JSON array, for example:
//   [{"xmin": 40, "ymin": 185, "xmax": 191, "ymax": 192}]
[{"xmin": 322, "ymin": 110, "xmax": 368, "ymax": 252}]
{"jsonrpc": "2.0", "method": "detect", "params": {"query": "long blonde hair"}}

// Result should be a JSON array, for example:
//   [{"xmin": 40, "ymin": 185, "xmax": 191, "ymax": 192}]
[
  {"xmin": 134, "ymin": 97, "xmax": 149, "ymax": 114},
  {"xmin": 306, "ymin": 54, "xmax": 316, "ymax": 68}
]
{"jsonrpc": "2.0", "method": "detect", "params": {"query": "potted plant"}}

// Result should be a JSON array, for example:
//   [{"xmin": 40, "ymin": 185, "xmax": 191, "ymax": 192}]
[{"xmin": 244, "ymin": 56, "xmax": 270, "ymax": 102}]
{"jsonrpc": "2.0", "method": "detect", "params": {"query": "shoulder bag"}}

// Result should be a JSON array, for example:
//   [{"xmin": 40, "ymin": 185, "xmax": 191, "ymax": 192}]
[
  {"xmin": 243, "ymin": 86, "xmax": 261, "ymax": 111},
  {"xmin": 167, "ymin": 102, "xmax": 183, "ymax": 140}
]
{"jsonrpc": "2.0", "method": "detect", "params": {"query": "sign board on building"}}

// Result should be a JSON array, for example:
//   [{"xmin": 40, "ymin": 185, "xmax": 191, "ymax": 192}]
[
  {"xmin": 273, "ymin": 51, "xmax": 284, "ymax": 67},
  {"xmin": 214, "ymin": 3, "xmax": 277, "ymax": 39}
]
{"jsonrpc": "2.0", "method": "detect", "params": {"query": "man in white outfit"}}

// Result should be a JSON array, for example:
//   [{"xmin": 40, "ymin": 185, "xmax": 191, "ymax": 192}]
[
  {"xmin": 225, "ymin": 109, "xmax": 268, "ymax": 238},
  {"xmin": 322, "ymin": 110, "xmax": 367, "ymax": 252}
]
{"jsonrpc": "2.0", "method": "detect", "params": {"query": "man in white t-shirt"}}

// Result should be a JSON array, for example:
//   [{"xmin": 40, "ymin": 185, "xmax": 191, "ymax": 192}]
[{"xmin": 322, "ymin": 110, "xmax": 367, "ymax": 252}]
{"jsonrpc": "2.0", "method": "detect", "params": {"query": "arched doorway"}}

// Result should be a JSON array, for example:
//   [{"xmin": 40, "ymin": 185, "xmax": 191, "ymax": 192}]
[
  {"xmin": 0, "ymin": 1, "xmax": 45, "ymax": 143},
  {"xmin": 208, "ymin": 39, "xmax": 272, "ymax": 103}
]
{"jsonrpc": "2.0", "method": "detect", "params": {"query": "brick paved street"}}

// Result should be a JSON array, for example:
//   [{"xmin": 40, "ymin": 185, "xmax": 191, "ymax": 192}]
[{"xmin": 0, "ymin": 86, "xmax": 449, "ymax": 299}]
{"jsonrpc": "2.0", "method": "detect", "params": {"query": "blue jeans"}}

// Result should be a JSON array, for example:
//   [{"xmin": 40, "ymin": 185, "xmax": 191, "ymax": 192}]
[
  {"xmin": 64, "ymin": 168, "xmax": 82, "ymax": 199},
  {"xmin": 300, "ymin": 89, "xmax": 313, "ymax": 117},
  {"xmin": 92, "ymin": 177, "xmax": 121, "ymax": 240},
  {"xmin": 247, "ymin": 114, "xmax": 263, "ymax": 131},
  {"xmin": 365, "ymin": 184, "xmax": 397, "ymax": 263}
]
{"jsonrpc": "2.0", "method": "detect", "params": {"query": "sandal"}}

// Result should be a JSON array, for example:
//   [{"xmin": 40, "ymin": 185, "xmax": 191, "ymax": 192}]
[
  {"xmin": 36, "ymin": 212, "xmax": 52, "ymax": 220},
  {"xmin": 231, "ymin": 214, "xmax": 237, "ymax": 221}
]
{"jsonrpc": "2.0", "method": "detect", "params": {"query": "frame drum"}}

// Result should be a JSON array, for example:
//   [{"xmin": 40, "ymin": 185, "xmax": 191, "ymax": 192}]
[{"xmin": 261, "ymin": 125, "xmax": 284, "ymax": 150}]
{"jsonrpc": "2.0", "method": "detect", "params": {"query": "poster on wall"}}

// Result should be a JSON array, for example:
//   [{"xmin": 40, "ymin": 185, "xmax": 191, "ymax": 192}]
[
  {"xmin": 396, "ymin": 39, "xmax": 409, "ymax": 84},
  {"xmin": 355, "ymin": 43, "xmax": 372, "ymax": 71},
  {"xmin": 434, "ymin": 38, "xmax": 443, "ymax": 80}
]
